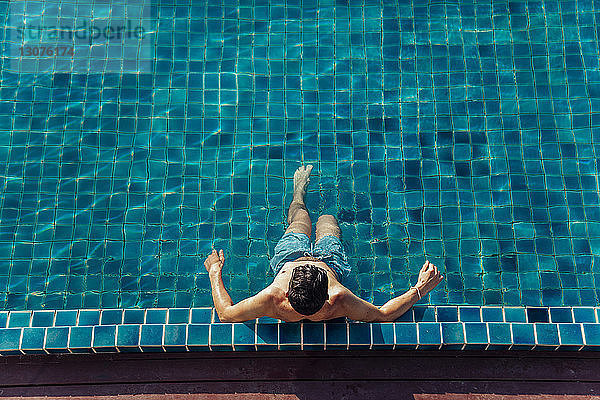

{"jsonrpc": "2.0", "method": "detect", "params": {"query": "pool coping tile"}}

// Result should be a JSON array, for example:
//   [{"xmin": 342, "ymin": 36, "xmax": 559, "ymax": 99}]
[{"xmin": 0, "ymin": 307, "xmax": 595, "ymax": 354}]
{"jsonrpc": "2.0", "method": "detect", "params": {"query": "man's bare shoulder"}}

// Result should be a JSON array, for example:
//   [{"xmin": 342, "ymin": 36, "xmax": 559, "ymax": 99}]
[
  {"xmin": 260, "ymin": 284, "xmax": 287, "ymax": 304},
  {"xmin": 260, "ymin": 283, "xmax": 302, "ymax": 321},
  {"xmin": 324, "ymin": 285, "xmax": 355, "ymax": 315}
]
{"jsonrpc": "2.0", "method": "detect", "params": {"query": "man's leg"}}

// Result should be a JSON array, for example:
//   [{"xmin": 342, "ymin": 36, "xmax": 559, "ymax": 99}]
[
  {"xmin": 314, "ymin": 214, "xmax": 350, "ymax": 280},
  {"xmin": 315, "ymin": 214, "xmax": 341, "ymax": 243},
  {"xmin": 285, "ymin": 164, "xmax": 313, "ymax": 237},
  {"xmin": 269, "ymin": 165, "xmax": 314, "ymax": 275}
]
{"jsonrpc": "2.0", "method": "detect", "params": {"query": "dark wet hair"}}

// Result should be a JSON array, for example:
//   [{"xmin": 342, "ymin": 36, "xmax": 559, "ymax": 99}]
[{"xmin": 288, "ymin": 264, "xmax": 328, "ymax": 316}]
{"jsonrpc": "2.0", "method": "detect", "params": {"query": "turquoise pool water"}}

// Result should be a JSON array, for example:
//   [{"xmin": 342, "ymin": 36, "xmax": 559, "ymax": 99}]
[{"xmin": 0, "ymin": 0, "xmax": 599, "ymax": 310}]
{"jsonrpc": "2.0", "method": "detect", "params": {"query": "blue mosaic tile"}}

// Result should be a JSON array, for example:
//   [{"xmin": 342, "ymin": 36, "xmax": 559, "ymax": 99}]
[
  {"xmin": 55, "ymin": 310, "xmax": 78, "ymax": 327},
  {"xmin": 417, "ymin": 323, "xmax": 441, "ymax": 349},
  {"xmin": 481, "ymin": 307, "xmax": 503, "ymax": 322},
  {"xmin": 187, "ymin": 324, "xmax": 210, "ymax": 350},
  {"xmin": 256, "ymin": 323, "xmax": 278, "ymax": 350},
  {"xmin": 210, "ymin": 323, "xmax": 233, "ymax": 350},
  {"xmin": 100, "ymin": 309, "xmax": 123, "ymax": 325},
  {"xmin": 395, "ymin": 309, "xmax": 414, "ymax": 322},
  {"xmin": 394, "ymin": 322, "xmax": 418, "ymax": 350},
  {"xmin": 458, "ymin": 307, "xmax": 481, "ymax": 322},
  {"xmin": 558, "ymin": 324, "xmax": 584, "ymax": 350},
  {"xmin": 527, "ymin": 308, "xmax": 549, "ymax": 323},
  {"xmin": 140, "ymin": 324, "xmax": 164, "ymax": 351},
  {"xmin": 78, "ymin": 310, "xmax": 100, "ymax": 326},
  {"xmin": 164, "ymin": 324, "xmax": 187, "ymax": 351},
  {"xmin": 93, "ymin": 325, "xmax": 117, "ymax": 352},
  {"xmin": 191, "ymin": 308, "xmax": 213, "ymax": 324},
  {"xmin": 348, "ymin": 323, "xmax": 371, "ymax": 349},
  {"xmin": 437, "ymin": 306, "xmax": 458, "ymax": 322},
  {"xmin": 31, "ymin": 311, "xmax": 55, "ymax": 327},
  {"xmin": 279, "ymin": 323, "xmax": 301, "ymax": 351},
  {"xmin": 0, "ymin": 329, "xmax": 22, "ymax": 355},
  {"xmin": 325, "ymin": 323, "xmax": 348, "ymax": 349},
  {"xmin": 168, "ymin": 309, "xmax": 190, "ymax": 324},
  {"xmin": 441, "ymin": 322, "xmax": 464, "ymax": 349},
  {"xmin": 487, "ymin": 323, "xmax": 512, "ymax": 350},
  {"xmin": 413, "ymin": 306, "xmax": 436, "ymax": 322},
  {"xmin": 233, "ymin": 323, "xmax": 255, "ymax": 351},
  {"xmin": 371, "ymin": 323, "xmax": 395, "ymax": 349},
  {"xmin": 550, "ymin": 307, "xmax": 573, "ymax": 323},
  {"xmin": 504, "ymin": 307, "xmax": 527, "ymax": 323},
  {"xmin": 534, "ymin": 323, "xmax": 559, "ymax": 349},
  {"xmin": 123, "ymin": 309, "xmax": 145, "ymax": 324},
  {"xmin": 573, "ymin": 308, "xmax": 597, "ymax": 323},
  {"xmin": 68, "ymin": 326, "xmax": 93, "ymax": 353},
  {"xmin": 8, "ymin": 311, "xmax": 31, "ymax": 328},
  {"xmin": 146, "ymin": 309, "xmax": 168, "ymax": 324},
  {"xmin": 45, "ymin": 327, "xmax": 69, "ymax": 353},
  {"xmin": 20, "ymin": 327, "xmax": 45, "ymax": 354},
  {"xmin": 511, "ymin": 324, "xmax": 536, "ymax": 350},
  {"xmin": 583, "ymin": 324, "xmax": 600, "ymax": 350},
  {"xmin": 464, "ymin": 323, "xmax": 488, "ymax": 350},
  {"xmin": 0, "ymin": 312, "xmax": 7, "ymax": 328},
  {"xmin": 116, "ymin": 325, "xmax": 140, "ymax": 351},
  {"xmin": 303, "ymin": 323, "xmax": 325, "ymax": 350}
]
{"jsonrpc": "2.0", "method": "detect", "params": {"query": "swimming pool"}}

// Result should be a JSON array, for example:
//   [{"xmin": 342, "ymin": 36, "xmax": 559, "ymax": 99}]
[{"xmin": 0, "ymin": 0, "xmax": 599, "ymax": 352}]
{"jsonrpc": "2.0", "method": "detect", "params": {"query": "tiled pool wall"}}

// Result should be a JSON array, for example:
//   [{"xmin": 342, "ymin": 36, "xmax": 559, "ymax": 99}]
[{"xmin": 1, "ymin": 306, "xmax": 599, "ymax": 354}]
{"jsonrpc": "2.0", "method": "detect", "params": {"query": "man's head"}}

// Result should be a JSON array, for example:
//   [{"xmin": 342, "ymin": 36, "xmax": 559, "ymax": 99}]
[{"xmin": 287, "ymin": 264, "xmax": 329, "ymax": 316}]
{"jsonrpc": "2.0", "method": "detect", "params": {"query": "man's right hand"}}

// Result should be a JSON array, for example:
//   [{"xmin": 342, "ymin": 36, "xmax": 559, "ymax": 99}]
[
  {"xmin": 415, "ymin": 260, "xmax": 444, "ymax": 294},
  {"xmin": 204, "ymin": 249, "xmax": 224, "ymax": 274}
]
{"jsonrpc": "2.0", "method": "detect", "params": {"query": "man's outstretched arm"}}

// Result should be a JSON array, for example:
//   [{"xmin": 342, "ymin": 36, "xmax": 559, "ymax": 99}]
[
  {"xmin": 339, "ymin": 260, "xmax": 443, "ymax": 322},
  {"xmin": 204, "ymin": 249, "xmax": 273, "ymax": 322}
]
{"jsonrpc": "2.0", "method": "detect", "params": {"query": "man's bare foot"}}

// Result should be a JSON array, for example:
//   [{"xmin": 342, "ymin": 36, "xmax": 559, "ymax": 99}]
[{"xmin": 293, "ymin": 164, "xmax": 313, "ymax": 201}]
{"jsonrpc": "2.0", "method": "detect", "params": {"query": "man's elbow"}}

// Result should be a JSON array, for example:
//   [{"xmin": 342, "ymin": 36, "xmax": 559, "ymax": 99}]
[
  {"xmin": 216, "ymin": 309, "xmax": 246, "ymax": 323},
  {"xmin": 216, "ymin": 308, "xmax": 235, "ymax": 322},
  {"xmin": 217, "ymin": 314, "xmax": 233, "ymax": 322},
  {"xmin": 376, "ymin": 306, "xmax": 412, "ymax": 322},
  {"xmin": 217, "ymin": 314, "xmax": 239, "ymax": 323},
  {"xmin": 373, "ymin": 307, "xmax": 393, "ymax": 322}
]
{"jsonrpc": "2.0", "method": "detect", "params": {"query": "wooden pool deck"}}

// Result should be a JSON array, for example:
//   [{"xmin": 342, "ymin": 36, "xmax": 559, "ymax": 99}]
[{"xmin": 1, "ymin": 350, "xmax": 600, "ymax": 399}]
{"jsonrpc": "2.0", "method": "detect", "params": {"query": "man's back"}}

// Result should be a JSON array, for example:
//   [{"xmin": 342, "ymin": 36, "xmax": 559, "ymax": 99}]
[{"xmin": 264, "ymin": 257, "xmax": 349, "ymax": 322}]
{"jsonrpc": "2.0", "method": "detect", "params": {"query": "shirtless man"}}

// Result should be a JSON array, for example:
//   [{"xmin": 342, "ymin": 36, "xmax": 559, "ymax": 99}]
[{"xmin": 204, "ymin": 164, "xmax": 444, "ymax": 322}]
